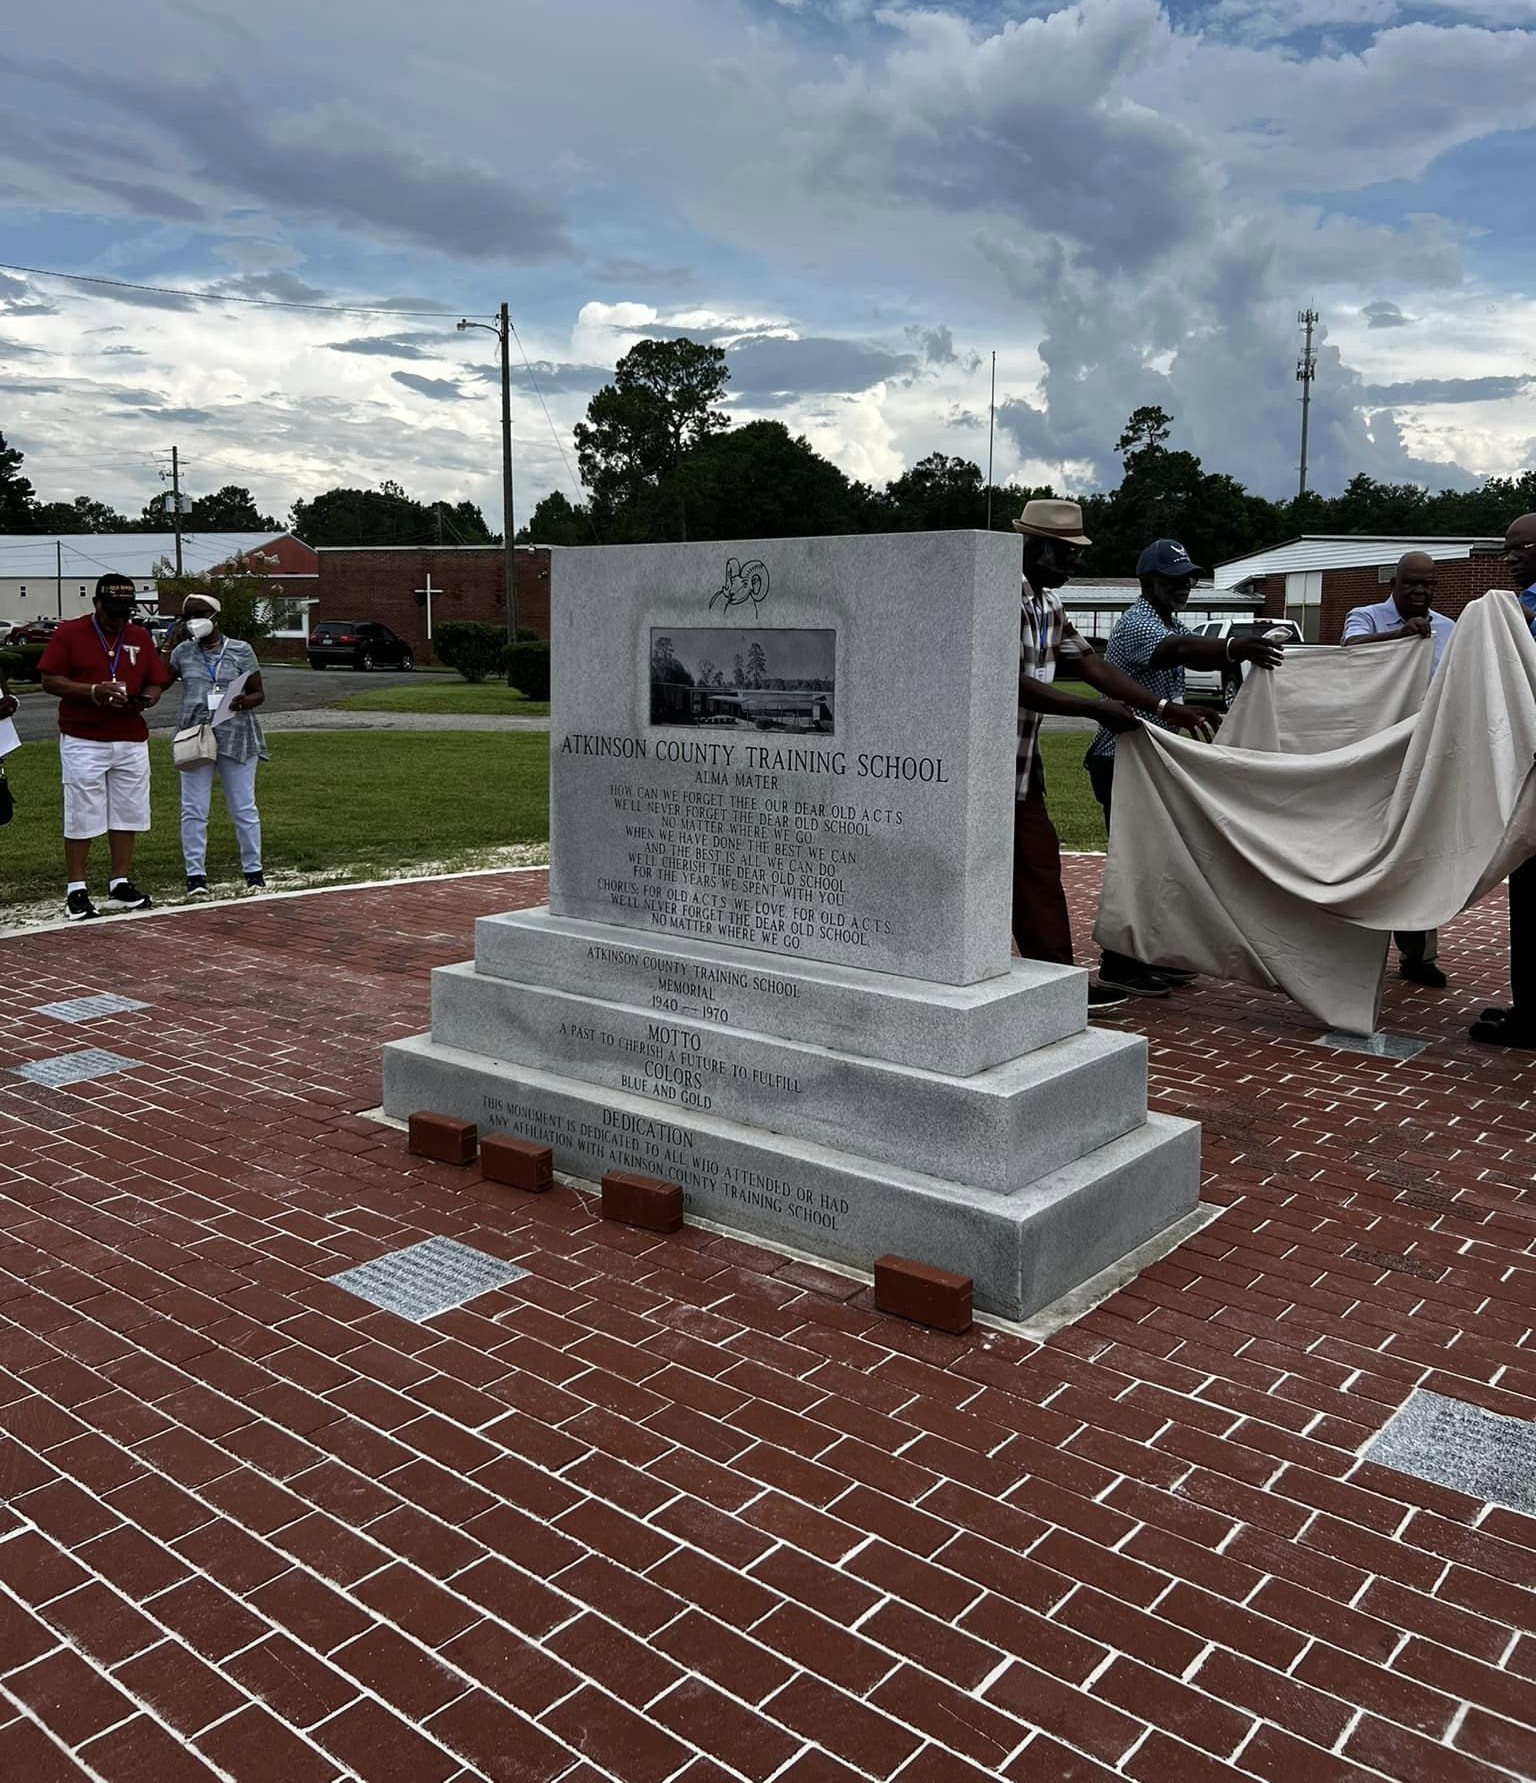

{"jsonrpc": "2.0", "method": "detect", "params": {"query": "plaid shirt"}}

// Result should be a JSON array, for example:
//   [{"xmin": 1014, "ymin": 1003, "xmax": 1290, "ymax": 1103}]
[{"xmin": 1017, "ymin": 580, "xmax": 1066, "ymax": 796}]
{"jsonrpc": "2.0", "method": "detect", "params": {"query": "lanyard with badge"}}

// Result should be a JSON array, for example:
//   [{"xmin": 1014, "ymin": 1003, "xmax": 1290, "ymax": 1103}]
[
  {"xmin": 91, "ymin": 616, "xmax": 128, "ymax": 703},
  {"xmin": 201, "ymin": 641, "xmax": 230, "ymax": 717}
]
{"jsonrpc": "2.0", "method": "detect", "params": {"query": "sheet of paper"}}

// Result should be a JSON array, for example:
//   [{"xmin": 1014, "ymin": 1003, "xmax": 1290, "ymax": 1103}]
[
  {"xmin": 210, "ymin": 669, "xmax": 251, "ymax": 728},
  {"xmin": 0, "ymin": 717, "xmax": 19, "ymax": 757}
]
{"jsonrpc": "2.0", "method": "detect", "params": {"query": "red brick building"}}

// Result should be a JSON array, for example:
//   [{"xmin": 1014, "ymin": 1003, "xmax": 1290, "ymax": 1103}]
[
  {"xmin": 1216, "ymin": 535, "xmax": 1512, "ymax": 643},
  {"xmin": 296, "ymin": 546, "xmax": 551, "ymax": 665}
]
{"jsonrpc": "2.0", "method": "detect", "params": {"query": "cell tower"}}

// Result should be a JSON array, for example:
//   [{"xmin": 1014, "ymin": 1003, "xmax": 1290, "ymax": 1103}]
[{"xmin": 1296, "ymin": 308, "xmax": 1319, "ymax": 502}]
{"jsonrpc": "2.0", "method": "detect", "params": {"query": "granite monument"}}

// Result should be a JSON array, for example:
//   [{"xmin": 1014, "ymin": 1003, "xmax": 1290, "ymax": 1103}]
[{"xmin": 383, "ymin": 531, "xmax": 1200, "ymax": 1319}]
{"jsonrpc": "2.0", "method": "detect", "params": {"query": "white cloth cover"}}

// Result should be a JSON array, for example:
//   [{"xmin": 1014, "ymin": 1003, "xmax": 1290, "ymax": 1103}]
[
  {"xmin": 1094, "ymin": 591, "xmax": 1536, "ymax": 1034},
  {"xmin": 1218, "ymin": 638, "xmax": 1433, "ymax": 756}
]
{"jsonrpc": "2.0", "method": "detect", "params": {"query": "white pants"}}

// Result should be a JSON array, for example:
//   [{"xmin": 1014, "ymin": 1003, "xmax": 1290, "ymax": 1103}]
[
  {"xmin": 179, "ymin": 754, "xmax": 262, "ymax": 876},
  {"xmin": 61, "ymin": 737, "xmax": 151, "ymax": 839}
]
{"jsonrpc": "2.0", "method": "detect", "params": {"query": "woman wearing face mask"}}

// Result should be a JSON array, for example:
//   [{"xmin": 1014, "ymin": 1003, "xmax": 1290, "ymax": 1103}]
[{"xmin": 162, "ymin": 593, "xmax": 268, "ymax": 896}]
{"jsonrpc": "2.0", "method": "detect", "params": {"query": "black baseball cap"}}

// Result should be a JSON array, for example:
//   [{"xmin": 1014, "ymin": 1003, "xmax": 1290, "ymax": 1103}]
[
  {"xmin": 1137, "ymin": 539, "xmax": 1203, "ymax": 579},
  {"xmin": 94, "ymin": 572, "xmax": 136, "ymax": 600}
]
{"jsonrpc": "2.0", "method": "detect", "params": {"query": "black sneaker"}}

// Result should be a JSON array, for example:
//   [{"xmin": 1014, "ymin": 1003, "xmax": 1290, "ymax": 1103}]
[
  {"xmin": 105, "ymin": 881, "xmax": 151, "ymax": 912},
  {"xmin": 244, "ymin": 870, "xmax": 266, "ymax": 890},
  {"xmin": 1087, "ymin": 983, "xmax": 1129, "ymax": 1010},
  {"xmin": 1096, "ymin": 963, "xmax": 1171, "ymax": 999},
  {"xmin": 1151, "ymin": 965, "xmax": 1198, "ymax": 984},
  {"xmin": 64, "ymin": 889, "xmax": 99, "ymax": 922},
  {"xmin": 186, "ymin": 875, "xmax": 209, "ymax": 898},
  {"xmin": 1400, "ymin": 959, "xmax": 1447, "ymax": 989}
]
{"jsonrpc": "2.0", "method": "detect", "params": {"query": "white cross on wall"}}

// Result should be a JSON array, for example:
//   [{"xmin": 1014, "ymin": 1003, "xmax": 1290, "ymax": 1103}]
[{"xmin": 415, "ymin": 572, "xmax": 440, "ymax": 639}]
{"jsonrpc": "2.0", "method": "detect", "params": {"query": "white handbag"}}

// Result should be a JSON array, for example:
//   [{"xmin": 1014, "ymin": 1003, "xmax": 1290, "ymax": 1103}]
[{"xmin": 172, "ymin": 723, "xmax": 218, "ymax": 770}]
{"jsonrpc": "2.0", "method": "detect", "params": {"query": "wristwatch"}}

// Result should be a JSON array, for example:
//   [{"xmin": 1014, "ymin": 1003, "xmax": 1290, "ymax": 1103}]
[{"xmin": 1154, "ymin": 697, "xmax": 1169, "ymax": 718}]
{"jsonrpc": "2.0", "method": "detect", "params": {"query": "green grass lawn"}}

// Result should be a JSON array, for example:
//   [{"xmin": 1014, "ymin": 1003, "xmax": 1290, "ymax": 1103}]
[
  {"xmin": 0, "ymin": 732, "xmax": 550, "ymax": 908},
  {"xmin": 1050, "ymin": 678, "xmax": 1098, "ymax": 703},
  {"xmin": 0, "ymin": 727, "xmax": 1102, "ymax": 910},
  {"xmin": 334, "ymin": 682, "xmax": 550, "ymax": 717},
  {"xmin": 1037, "ymin": 731, "xmax": 1106, "ymax": 850}
]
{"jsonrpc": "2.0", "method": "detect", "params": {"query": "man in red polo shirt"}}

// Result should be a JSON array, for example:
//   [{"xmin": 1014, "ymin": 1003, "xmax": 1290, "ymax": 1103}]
[{"xmin": 39, "ymin": 572, "xmax": 173, "ymax": 920}]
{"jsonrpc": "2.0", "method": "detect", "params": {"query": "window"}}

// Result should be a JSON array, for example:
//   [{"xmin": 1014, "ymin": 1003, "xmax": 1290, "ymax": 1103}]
[
  {"xmin": 1284, "ymin": 571, "xmax": 1323, "ymax": 643},
  {"xmin": 18, "ymin": 586, "xmax": 25, "ymax": 599}
]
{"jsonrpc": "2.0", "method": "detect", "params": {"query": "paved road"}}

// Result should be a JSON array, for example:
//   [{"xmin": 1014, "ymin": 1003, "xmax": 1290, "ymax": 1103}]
[
  {"xmin": 8, "ymin": 662, "xmax": 1093, "ymax": 742},
  {"xmin": 6, "ymin": 663, "xmax": 424, "ymax": 744}
]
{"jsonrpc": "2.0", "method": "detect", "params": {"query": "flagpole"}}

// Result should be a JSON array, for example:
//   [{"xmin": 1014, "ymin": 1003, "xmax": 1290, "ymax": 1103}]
[{"xmin": 986, "ymin": 350, "xmax": 996, "ymax": 530}]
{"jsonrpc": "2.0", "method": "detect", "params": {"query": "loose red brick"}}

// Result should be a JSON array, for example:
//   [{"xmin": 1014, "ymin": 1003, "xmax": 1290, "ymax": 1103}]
[
  {"xmin": 407, "ymin": 1111, "xmax": 478, "ymax": 1167},
  {"xmin": 874, "ymin": 1255, "xmax": 973, "ymax": 1335},
  {"xmin": 601, "ymin": 1169, "xmax": 683, "ymax": 1233},
  {"xmin": 480, "ymin": 1132, "xmax": 554, "ymax": 1193}
]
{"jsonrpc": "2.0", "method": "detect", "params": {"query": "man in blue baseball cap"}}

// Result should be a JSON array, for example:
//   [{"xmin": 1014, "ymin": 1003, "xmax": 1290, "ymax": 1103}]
[{"xmin": 1084, "ymin": 538, "xmax": 1284, "ymax": 997}]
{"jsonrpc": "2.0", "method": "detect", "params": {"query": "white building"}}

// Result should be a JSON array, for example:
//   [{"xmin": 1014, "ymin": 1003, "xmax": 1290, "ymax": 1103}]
[{"xmin": 0, "ymin": 532, "xmax": 317, "ymax": 633}]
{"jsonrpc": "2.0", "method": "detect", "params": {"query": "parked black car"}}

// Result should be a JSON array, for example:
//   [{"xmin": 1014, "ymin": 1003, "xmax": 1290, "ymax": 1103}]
[{"xmin": 307, "ymin": 620, "xmax": 415, "ymax": 672}]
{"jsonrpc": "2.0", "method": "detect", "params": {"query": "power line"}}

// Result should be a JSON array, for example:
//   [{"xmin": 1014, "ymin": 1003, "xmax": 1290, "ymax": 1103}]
[{"xmin": 0, "ymin": 259, "xmax": 457, "ymax": 321}]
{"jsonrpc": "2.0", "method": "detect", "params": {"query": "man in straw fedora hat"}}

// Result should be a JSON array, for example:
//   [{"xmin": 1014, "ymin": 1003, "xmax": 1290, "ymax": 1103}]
[{"xmin": 1010, "ymin": 498, "xmax": 1215, "ymax": 1007}]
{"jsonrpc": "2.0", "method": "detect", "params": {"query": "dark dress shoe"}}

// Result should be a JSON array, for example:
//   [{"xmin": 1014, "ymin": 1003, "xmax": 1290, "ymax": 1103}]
[
  {"xmin": 1400, "ymin": 960, "xmax": 1447, "ymax": 988},
  {"xmin": 1469, "ymin": 1015, "xmax": 1536, "ymax": 1047}
]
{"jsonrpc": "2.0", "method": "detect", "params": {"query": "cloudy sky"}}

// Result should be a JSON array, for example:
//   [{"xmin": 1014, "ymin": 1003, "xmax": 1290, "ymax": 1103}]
[{"xmin": 1, "ymin": 0, "xmax": 1533, "ymax": 533}]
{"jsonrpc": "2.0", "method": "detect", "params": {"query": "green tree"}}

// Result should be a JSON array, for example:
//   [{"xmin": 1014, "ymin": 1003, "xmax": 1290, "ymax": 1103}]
[
  {"xmin": 651, "ymin": 420, "xmax": 872, "ymax": 541},
  {"xmin": 1080, "ymin": 406, "xmax": 1283, "ymax": 575},
  {"xmin": 877, "ymin": 453, "xmax": 986, "ymax": 531},
  {"xmin": 0, "ymin": 432, "xmax": 36, "ymax": 530},
  {"xmin": 288, "ymin": 484, "xmax": 490, "ymax": 547},
  {"xmin": 155, "ymin": 554, "xmax": 280, "ymax": 646},
  {"xmin": 518, "ymin": 490, "xmax": 593, "ymax": 545},
  {"xmin": 187, "ymin": 485, "xmax": 280, "ymax": 530},
  {"xmin": 575, "ymin": 338, "xmax": 730, "ymax": 533},
  {"xmin": 29, "ymin": 493, "xmax": 128, "ymax": 532}
]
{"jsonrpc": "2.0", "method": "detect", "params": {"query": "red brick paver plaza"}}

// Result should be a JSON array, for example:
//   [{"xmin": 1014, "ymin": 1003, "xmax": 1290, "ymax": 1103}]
[{"xmin": 0, "ymin": 862, "xmax": 1532, "ymax": 1782}]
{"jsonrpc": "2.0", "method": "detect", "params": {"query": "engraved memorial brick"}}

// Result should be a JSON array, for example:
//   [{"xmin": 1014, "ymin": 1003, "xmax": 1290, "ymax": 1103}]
[
  {"xmin": 481, "ymin": 1133, "xmax": 554, "ymax": 1193},
  {"xmin": 601, "ymin": 1170, "xmax": 684, "ymax": 1233},
  {"xmin": 874, "ymin": 1255, "xmax": 973, "ymax": 1335},
  {"xmin": 407, "ymin": 1111, "xmax": 478, "ymax": 1167}
]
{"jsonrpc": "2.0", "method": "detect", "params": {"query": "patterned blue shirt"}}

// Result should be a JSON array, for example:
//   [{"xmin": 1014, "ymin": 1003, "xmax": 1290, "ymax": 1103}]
[
  {"xmin": 1521, "ymin": 582, "xmax": 1536, "ymax": 639},
  {"xmin": 1086, "ymin": 599, "xmax": 1189, "ymax": 762},
  {"xmin": 169, "ymin": 637, "xmax": 268, "ymax": 764}
]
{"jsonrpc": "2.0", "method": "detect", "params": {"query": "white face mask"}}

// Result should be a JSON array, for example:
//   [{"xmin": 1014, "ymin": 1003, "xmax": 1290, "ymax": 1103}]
[{"xmin": 187, "ymin": 617, "xmax": 215, "ymax": 642}]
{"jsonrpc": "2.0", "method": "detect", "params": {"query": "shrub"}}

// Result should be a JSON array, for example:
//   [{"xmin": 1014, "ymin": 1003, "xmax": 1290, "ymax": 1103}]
[
  {"xmin": 504, "ymin": 640, "xmax": 550, "ymax": 701},
  {"xmin": 0, "ymin": 644, "xmax": 44, "ymax": 681},
  {"xmin": 432, "ymin": 621, "xmax": 505, "ymax": 683}
]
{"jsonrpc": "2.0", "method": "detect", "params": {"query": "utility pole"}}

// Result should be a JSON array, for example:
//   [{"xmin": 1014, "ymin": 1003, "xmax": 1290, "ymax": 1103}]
[
  {"xmin": 458, "ymin": 304, "xmax": 518, "ymax": 671},
  {"xmin": 55, "ymin": 539, "xmax": 62, "ymax": 619},
  {"xmin": 1296, "ymin": 308, "xmax": 1319, "ymax": 503},
  {"xmin": 986, "ymin": 350, "xmax": 997, "ymax": 531},
  {"xmin": 499, "ymin": 302, "xmax": 516, "ymax": 648}
]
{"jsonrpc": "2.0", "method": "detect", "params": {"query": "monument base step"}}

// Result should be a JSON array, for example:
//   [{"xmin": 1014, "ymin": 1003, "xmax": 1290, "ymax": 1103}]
[{"xmin": 382, "ymin": 1033, "xmax": 1201, "ymax": 1321}]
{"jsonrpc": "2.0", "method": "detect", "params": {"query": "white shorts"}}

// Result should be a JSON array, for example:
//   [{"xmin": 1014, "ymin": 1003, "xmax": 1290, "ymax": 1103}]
[{"xmin": 60, "ymin": 737, "xmax": 152, "ymax": 839}]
